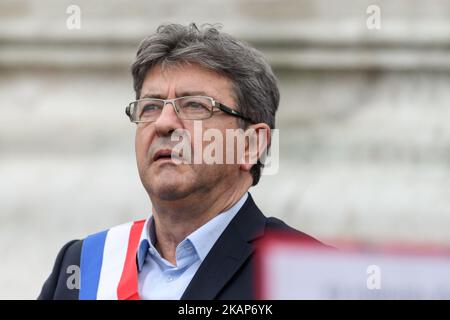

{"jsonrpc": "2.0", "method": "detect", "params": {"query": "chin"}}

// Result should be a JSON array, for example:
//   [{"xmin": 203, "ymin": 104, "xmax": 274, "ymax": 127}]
[
  {"xmin": 153, "ymin": 184, "xmax": 191, "ymax": 201},
  {"xmin": 148, "ymin": 173, "xmax": 192, "ymax": 201}
]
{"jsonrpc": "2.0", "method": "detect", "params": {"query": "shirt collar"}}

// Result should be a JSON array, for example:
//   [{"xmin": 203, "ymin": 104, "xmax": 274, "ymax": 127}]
[
  {"xmin": 137, "ymin": 192, "xmax": 248, "ymax": 271},
  {"xmin": 187, "ymin": 192, "xmax": 248, "ymax": 260}
]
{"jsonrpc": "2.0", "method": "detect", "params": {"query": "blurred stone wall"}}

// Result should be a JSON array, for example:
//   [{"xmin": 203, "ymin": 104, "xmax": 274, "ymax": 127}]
[{"xmin": 1, "ymin": 0, "xmax": 450, "ymax": 299}]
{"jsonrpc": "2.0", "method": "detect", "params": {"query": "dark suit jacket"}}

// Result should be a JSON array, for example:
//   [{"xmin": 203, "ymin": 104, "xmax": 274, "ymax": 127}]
[{"xmin": 38, "ymin": 194, "xmax": 324, "ymax": 300}]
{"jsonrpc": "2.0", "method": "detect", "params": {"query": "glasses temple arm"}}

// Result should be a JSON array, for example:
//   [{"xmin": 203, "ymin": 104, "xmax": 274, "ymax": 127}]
[{"xmin": 216, "ymin": 103, "xmax": 253, "ymax": 123}]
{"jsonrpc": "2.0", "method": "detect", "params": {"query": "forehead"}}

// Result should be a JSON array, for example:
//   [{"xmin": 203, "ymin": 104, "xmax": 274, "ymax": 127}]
[{"xmin": 140, "ymin": 62, "xmax": 234, "ymax": 100}]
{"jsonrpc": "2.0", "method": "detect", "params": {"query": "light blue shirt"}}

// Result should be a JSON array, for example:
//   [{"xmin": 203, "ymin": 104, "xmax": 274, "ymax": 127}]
[{"xmin": 137, "ymin": 192, "xmax": 248, "ymax": 300}]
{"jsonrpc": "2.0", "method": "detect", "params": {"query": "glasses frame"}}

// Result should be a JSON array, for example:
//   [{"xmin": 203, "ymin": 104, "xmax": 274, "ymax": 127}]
[{"xmin": 125, "ymin": 95, "xmax": 253, "ymax": 123}]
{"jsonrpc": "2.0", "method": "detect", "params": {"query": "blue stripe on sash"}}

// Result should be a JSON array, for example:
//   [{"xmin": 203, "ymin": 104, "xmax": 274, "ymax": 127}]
[{"xmin": 79, "ymin": 230, "xmax": 108, "ymax": 300}]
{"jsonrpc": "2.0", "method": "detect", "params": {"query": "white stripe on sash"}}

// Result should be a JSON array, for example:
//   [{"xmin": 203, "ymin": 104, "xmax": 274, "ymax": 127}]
[{"xmin": 96, "ymin": 222, "xmax": 133, "ymax": 300}]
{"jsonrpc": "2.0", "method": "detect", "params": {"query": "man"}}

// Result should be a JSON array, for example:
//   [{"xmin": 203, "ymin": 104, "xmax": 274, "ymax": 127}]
[{"xmin": 38, "ymin": 23, "xmax": 323, "ymax": 300}]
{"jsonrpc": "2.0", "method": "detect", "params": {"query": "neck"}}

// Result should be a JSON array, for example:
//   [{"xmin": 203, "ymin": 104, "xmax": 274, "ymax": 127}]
[{"xmin": 150, "ymin": 181, "xmax": 250, "ymax": 264}]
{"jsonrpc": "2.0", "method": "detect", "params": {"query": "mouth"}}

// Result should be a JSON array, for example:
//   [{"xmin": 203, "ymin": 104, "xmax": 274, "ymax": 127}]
[{"xmin": 153, "ymin": 149, "xmax": 182, "ymax": 163}]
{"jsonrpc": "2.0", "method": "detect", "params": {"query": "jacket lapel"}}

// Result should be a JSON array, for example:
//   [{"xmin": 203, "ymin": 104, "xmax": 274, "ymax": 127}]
[{"xmin": 181, "ymin": 194, "xmax": 266, "ymax": 299}]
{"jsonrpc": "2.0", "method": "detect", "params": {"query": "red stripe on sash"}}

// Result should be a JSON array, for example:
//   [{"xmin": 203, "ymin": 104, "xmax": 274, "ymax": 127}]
[{"xmin": 117, "ymin": 219, "xmax": 146, "ymax": 300}]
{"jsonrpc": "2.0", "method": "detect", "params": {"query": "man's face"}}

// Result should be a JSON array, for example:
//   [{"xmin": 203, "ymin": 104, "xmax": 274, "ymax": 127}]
[{"xmin": 135, "ymin": 63, "xmax": 242, "ymax": 202}]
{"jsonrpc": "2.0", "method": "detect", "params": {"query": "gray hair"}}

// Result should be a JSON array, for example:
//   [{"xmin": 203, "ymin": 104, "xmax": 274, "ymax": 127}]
[{"xmin": 131, "ymin": 23, "xmax": 280, "ymax": 186}]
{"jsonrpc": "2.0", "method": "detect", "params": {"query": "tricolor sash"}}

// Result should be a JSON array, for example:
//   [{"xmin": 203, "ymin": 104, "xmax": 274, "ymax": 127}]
[{"xmin": 79, "ymin": 219, "xmax": 146, "ymax": 300}]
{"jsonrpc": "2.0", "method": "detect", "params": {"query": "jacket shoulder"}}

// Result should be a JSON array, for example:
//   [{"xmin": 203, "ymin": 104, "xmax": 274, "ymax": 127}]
[
  {"xmin": 264, "ymin": 216, "xmax": 325, "ymax": 246},
  {"xmin": 37, "ymin": 239, "xmax": 82, "ymax": 300}
]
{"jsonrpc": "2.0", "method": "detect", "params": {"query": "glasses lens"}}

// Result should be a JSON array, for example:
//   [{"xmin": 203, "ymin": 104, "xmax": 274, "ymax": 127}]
[
  {"xmin": 136, "ymin": 99, "xmax": 165, "ymax": 122},
  {"xmin": 177, "ymin": 97, "xmax": 212, "ymax": 120}
]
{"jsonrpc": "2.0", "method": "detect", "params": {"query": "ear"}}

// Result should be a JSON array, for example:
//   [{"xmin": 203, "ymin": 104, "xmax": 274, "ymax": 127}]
[{"xmin": 239, "ymin": 123, "xmax": 271, "ymax": 172}]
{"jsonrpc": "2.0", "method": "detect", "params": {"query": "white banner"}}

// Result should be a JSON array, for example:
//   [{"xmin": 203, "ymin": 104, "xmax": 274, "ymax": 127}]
[{"xmin": 257, "ymin": 235, "xmax": 450, "ymax": 300}]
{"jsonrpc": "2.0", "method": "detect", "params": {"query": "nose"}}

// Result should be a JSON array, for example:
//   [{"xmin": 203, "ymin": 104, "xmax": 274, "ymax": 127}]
[{"xmin": 153, "ymin": 101, "xmax": 183, "ymax": 136}]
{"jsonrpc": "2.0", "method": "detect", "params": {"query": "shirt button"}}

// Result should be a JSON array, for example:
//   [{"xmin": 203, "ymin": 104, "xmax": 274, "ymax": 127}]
[{"xmin": 167, "ymin": 277, "xmax": 174, "ymax": 282}]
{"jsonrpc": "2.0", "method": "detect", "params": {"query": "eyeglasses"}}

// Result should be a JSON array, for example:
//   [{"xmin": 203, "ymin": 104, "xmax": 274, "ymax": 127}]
[{"xmin": 125, "ymin": 96, "xmax": 252, "ymax": 123}]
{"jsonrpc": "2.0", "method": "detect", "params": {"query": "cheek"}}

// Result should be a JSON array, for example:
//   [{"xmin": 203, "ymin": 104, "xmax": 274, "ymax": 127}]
[
  {"xmin": 135, "ymin": 125, "xmax": 154, "ymax": 162},
  {"xmin": 188, "ymin": 121, "xmax": 239, "ymax": 162}
]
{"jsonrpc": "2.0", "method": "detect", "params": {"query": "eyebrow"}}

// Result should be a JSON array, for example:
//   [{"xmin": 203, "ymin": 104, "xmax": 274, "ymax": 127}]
[{"xmin": 140, "ymin": 90, "xmax": 214, "ymax": 99}]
